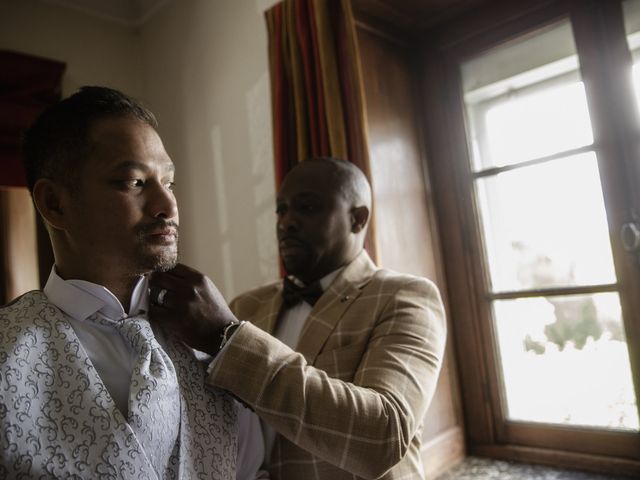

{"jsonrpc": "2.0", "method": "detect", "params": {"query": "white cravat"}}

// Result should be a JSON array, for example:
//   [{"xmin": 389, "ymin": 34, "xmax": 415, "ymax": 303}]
[
  {"xmin": 92, "ymin": 312, "xmax": 181, "ymax": 475},
  {"xmin": 43, "ymin": 267, "xmax": 267, "ymax": 480},
  {"xmin": 44, "ymin": 269, "xmax": 146, "ymax": 413}
]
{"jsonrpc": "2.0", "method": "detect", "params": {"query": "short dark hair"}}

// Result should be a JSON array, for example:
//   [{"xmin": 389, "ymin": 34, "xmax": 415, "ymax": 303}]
[{"xmin": 22, "ymin": 86, "xmax": 157, "ymax": 193}]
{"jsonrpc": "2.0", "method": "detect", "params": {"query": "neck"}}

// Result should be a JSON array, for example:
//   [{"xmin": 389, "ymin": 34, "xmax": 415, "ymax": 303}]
[
  {"xmin": 299, "ymin": 248, "xmax": 362, "ymax": 284},
  {"xmin": 55, "ymin": 262, "xmax": 141, "ymax": 312},
  {"xmin": 105, "ymin": 279, "xmax": 139, "ymax": 313}
]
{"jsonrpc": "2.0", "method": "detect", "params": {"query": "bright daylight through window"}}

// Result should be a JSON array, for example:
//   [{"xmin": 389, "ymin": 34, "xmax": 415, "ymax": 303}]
[{"xmin": 461, "ymin": 19, "xmax": 639, "ymax": 431}]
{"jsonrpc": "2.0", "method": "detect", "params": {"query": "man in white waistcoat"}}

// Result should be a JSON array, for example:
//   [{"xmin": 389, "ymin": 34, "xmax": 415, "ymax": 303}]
[{"xmin": 0, "ymin": 86, "xmax": 266, "ymax": 479}]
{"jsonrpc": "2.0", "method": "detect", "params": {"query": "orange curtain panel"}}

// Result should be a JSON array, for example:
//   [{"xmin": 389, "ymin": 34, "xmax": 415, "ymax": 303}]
[
  {"xmin": 265, "ymin": 0, "xmax": 377, "ymax": 258},
  {"xmin": 265, "ymin": 0, "xmax": 371, "ymax": 185}
]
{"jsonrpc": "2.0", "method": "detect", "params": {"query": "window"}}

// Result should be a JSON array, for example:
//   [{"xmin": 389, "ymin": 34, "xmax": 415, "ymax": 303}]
[
  {"xmin": 423, "ymin": 0, "xmax": 640, "ymax": 473},
  {"xmin": 462, "ymin": 20, "xmax": 638, "ymax": 432}
]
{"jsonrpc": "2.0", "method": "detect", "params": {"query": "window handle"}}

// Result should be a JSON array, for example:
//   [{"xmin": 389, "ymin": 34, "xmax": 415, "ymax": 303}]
[{"xmin": 621, "ymin": 222, "xmax": 640, "ymax": 252}]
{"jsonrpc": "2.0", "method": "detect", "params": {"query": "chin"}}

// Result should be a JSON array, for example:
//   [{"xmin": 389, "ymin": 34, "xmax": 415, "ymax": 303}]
[
  {"xmin": 153, "ymin": 257, "xmax": 178, "ymax": 272},
  {"xmin": 138, "ymin": 245, "xmax": 178, "ymax": 272},
  {"xmin": 282, "ymin": 258, "xmax": 311, "ymax": 278}
]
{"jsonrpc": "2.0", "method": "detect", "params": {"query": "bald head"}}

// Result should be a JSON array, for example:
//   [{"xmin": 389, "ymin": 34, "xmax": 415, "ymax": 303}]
[
  {"xmin": 276, "ymin": 157, "xmax": 372, "ymax": 283},
  {"xmin": 290, "ymin": 157, "xmax": 372, "ymax": 211}
]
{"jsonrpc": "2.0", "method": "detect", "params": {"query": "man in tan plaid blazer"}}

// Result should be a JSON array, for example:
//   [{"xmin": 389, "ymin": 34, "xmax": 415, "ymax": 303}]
[{"xmin": 151, "ymin": 157, "xmax": 447, "ymax": 479}]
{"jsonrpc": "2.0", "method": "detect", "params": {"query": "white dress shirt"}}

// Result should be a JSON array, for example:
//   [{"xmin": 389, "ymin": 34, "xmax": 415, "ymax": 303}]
[
  {"xmin": 263, "ymin": 268, "xmax": 343, "ymax": 463},
  {"xmin": 43, "ymin": 267, "xmax": 267, "ymax": 480}
]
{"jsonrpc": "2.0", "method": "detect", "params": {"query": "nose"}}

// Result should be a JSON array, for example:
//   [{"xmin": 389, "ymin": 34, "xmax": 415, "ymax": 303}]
[
  {"xmin": 149, "ymin": 181, "xmax": 178, "ymax": 220},
  {"xmin": 277, "ymin": 209, "xmax": 299, "ymax": 234}
]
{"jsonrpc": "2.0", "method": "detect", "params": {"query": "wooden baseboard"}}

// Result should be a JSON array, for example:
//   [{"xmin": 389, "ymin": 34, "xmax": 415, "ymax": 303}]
[
  {"xmin": 422, "ymin": 426, "xmax": 466, "ymax": 478},
  {"xmin": 472, "ymin": 444, "xmax": 640, "ymax": 477}
]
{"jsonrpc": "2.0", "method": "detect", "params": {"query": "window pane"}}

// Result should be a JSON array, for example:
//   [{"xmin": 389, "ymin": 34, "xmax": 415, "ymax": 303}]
[
  {"xmin": 632, "ymin": 64, "xmax": 640, "ymax": 112},
  {"xmin": 624, "ymin": 0, "xmax": 640, "ymax": 41},
  {"xmin": 461, "ymin": 16, "xmax": 639, "ymax": 437},
  {"xmin": 624, "ymin": 0, "xmax": 640, "ymax": 111},
  {"xmin": 477, "ymin": 153, "xmax": 616, "ymax": 292},
  {"xmin": 483, "ymin": 82, "xmax": 593, "ymax": 167},
  {"xmin": 462, "ymin": 20, "xmax": 594, "ymax": 171},
  {"xmin": 494, "ymin": 294, "xmax": 639, "ymax": 431}
]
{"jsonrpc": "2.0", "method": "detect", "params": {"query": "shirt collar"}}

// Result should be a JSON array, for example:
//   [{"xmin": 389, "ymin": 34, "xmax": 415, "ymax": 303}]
[
  {"xmin": 290, "ymin": 268, "xmax": 343, "ymax": 291},
  {"xmin": 43, "ymin": 266, "xmax": 149, "ymax": 321}
]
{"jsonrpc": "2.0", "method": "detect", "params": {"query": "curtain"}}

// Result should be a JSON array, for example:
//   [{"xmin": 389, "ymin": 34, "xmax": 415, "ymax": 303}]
[{"xmin": 265, "ymin": 0, "xmax": 377, "ymax": 259}]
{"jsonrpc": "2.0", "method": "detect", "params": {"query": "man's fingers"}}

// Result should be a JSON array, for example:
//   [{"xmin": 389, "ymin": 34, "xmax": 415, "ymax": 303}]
[
  {"xmin": 148, "ymin": 286, "xmax": 173, "ymax": 308},
  {"xmin": 150, "ymin": 263, "xmax": 216, "ymax": 295},
  {"xmin": 149, "ymin": 303, "xmax": 175, "ymax": 324},
  {"xmin": 161, "ymin": 262, "xmax": 201, "ymax": 280},
  {"xmin": 149, "ymin": 272, "xmax": 186, "ymax": 293},
  {"xmin": 148, "ymin": 284, "xmax": 193, "ymax": 310}
]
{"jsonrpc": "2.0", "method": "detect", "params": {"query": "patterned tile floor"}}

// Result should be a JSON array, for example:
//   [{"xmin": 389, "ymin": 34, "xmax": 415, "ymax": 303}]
[{"xmin": 434, "ymin": 457, "xmax": 634, "ymax": 480}]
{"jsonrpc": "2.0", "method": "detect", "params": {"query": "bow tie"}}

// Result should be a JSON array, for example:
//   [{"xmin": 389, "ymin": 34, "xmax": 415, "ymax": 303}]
[{"xmin": 282, "ymin": 277, "xmax": 323, "ymax": 307}]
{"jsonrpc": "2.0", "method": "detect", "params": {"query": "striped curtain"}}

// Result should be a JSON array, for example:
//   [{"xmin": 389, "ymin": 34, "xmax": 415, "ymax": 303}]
[
  {"xmin": 265, "ymin": 0, "xmax": 377, "ymax": 257},
  {"xmin": 266, "ymin": 0, "xmax": 371, "ymax": 183}
]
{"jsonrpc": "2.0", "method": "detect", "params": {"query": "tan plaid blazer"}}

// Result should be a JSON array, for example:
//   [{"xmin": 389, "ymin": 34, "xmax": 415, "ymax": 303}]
[{"xmin": 208, "ymin": 250, "xmax": 446, "ymax": 480}]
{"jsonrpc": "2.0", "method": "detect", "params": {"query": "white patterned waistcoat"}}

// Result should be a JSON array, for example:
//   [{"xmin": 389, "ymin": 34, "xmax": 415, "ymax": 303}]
[{"xmin": 0, "ymin": 291, "xmax": 237, "ymax": 479}]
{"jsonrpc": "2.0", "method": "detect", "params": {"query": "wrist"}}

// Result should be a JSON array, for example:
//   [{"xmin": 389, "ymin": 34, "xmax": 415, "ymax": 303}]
[{"xmin": 218, "ymin": 320, "xmax": 244, "ymax": 351}]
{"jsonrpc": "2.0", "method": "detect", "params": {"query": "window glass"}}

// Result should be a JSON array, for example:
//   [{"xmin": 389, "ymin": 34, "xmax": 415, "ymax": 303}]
[{"xmin": 461, "ymin": 19, "xmax": 638, "ymax": 430}]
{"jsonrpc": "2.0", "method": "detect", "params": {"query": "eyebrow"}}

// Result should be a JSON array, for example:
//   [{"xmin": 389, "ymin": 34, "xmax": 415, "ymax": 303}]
[{"xmin": 111, "ymin": 160, "xmax": 175, "ymax": 173}]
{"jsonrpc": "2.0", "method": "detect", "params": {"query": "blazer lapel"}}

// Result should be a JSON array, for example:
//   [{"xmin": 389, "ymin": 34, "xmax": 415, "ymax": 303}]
[
  {"xmin": 253, "ymin": 284, "xmax": 284, "ymax": 335},
  {"xmin": 295, "ymin": 251, "xmax": 378, "ymax": 363}
]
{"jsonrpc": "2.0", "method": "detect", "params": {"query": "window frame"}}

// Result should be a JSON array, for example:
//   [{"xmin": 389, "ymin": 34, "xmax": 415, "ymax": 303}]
[
  {"xmin": 420, "ymin": 0, "xmax": 640, "ymax": 474},
  {"xmin": 466, "ymin": 68, "xmax": 586, "ymax": 174}
]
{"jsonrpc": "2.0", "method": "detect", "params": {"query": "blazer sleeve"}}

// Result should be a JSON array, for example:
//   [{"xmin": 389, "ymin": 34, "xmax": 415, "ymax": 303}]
[{"xmin": 207, "ymin": 277, "xmax": 447, "ymax": 480}]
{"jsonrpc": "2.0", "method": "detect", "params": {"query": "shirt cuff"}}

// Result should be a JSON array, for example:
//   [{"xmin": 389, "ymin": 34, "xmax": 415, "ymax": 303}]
[{"xmin": 206, "ymin": 320, "xmax": 247, "ymax": 375}]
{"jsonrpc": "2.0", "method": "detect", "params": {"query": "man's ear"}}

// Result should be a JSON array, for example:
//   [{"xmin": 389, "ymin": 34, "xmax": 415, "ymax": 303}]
[
  {"xmin": 32, "ymin": 178, "xmax": 69, "ymax": 231},
  {"xmin": 351, "ymin": 206, "xmax": 369, "ymax": 233}
]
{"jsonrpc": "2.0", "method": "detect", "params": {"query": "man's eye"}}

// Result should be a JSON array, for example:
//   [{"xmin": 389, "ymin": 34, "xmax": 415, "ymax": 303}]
[
  {"xmin": 115, "ymin": 179, "xmax": 145, "ymax": 189},
  {"xmin": 166, "ymin": 181, "xmax": 176, "ymax": 190},
  {"xmin": 275, "ymin": 205, "xmax": 286, "ymax": 215},
  {"xmin": 300, "ymin": 203, "xmax": 315, "ymax": 212}
]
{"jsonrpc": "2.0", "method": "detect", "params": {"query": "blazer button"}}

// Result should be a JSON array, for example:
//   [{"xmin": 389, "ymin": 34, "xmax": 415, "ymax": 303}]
[{"xmin": 340, "ymin": 296, "xmax": 350, "ymax": 303}]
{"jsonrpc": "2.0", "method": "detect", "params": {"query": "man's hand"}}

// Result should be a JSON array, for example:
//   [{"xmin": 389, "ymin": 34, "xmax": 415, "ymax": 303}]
[{"xmin": 149, "ymin": 263, "xmax": 238, "ymax": 355}]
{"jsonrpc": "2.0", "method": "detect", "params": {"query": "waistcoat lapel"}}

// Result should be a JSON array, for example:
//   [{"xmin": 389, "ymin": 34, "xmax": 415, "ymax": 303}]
[
  {"xmin": 164, "ymin": 339, "xmax": 238, "ymax": 479},
  {"xmin": 0, "ymin": 291, "xmax": 238, "ymax": 480},
  {"xmin": 0, "ymin": 291, "xmax": 158, "ymax": 479}
]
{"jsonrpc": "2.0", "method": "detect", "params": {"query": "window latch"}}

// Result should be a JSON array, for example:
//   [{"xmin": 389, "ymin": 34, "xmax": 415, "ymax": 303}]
[{"xmin": 621, "ymin": 222, "xmax": 640, "ymax": 252}]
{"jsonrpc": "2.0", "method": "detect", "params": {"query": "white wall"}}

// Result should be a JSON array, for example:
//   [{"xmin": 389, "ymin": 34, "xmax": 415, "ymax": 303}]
[
  {"xmin": 0, "ymin": 0, "xmax": 144, "ymax": 97},
  {"xmin": 1, "ymin": 0, "xmax": 278, "ymax": 300},
  {"xmin": 140, "ymin": 0, "xmax": 278, "ymax": 299}
]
